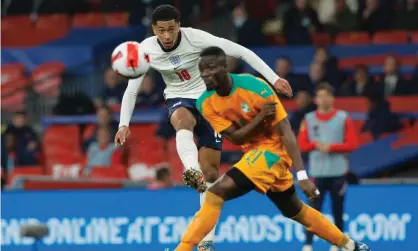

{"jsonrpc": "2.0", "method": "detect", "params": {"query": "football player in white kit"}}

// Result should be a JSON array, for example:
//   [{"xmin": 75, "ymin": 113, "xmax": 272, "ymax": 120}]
[{"xmin": 114, "ymin": 5, "xmax": 293, "ymax": 251}]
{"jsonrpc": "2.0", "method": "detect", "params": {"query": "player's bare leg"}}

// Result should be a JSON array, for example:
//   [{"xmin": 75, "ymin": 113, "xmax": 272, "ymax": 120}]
[
  {"xmin": 196, "ymin": 147, "xmax": 221, "ymax": 251},
  {"xmin": 175, "ymin": 168, "xmax": 254, "ymax": 251},
  {"xmin": 171, "ymin": 107, "xmax": 206, "ymax": 192}
]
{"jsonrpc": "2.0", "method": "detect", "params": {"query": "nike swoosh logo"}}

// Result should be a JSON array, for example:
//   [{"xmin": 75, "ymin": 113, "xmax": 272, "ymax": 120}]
[{"xmin": 216, "ymin": 140, "xmax": 221, "ymax": 143}]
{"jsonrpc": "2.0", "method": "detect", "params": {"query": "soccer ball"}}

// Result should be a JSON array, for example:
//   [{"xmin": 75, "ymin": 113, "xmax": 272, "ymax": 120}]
[{"xmin": 111, "ymin": 41, "xmax": 150, "ymax": 79}]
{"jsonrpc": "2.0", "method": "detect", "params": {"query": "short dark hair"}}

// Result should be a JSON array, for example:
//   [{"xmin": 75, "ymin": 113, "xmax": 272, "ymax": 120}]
[
  {"xmin": 152, "ymin": 5, "xmax": 180, "ymax": 24},
  {"xmin": 200, "ymin": 46, "xmax": 226, "ymax": 58},
  {"xmin": 156, "ymin": 166, "xmax": 170, "ymax": 180},
  {"xmin": 315, "ymin": 82, "xmax": 335, "ymax": 96}
]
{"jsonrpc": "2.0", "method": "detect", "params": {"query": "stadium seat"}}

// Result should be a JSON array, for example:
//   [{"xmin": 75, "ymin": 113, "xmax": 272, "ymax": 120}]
[
  {"xmin": 359, "ymin": 133, "xmax": 373, "ymax": 146},
  {"xmin": 1, "ymin": 63, "xmax": 26, "ymax": 83},
  {"xmin": 1, "ymin": 91, "xmax": 26, "ymax": 112},
  {"xmin": 31, "ymin": 62, "xmax": 65, "ymax": 97},
  {"xmin": 338, "ymin": 54, "xmax": 391, "ymax": 69},
  {"xmin": 410, "ymin": 32, "xmax": 418, "ymax": 43},
  {"xmin": 398, "ymin": 55, "xmax": 417, "ymax": 66},
  {"xmin": 223, "ymin": 139, "xmax": 241, "ymax": 151},
  {"xmin": 8, "ymin": 166, "xmax": 44, "ymax": 185},
  {"xmin": 311, "ymin": 33, "xmax": 332, "ymax": 46},
  {"xmin": 335, "ymin": 32, "xmax": 370, "ymax": 45},
  {"xmin": 1, "ymin": 77, "xmax": 30, "ymax": 96},
  {"xmin": 372, "ymin": 31, "xmax": 408, "ymax": 45},
  {"xmin": 129, "ymin": 124, "xmax": 159, "ymax": 141},
  {"xmin": 89, "ymin": 165, "xmax": 128, "ymax": 180},
  {"xmin": 72, "ymin": 13, "xmax": 105, "ymax": 28},
  {"xmin": 128, "ymin": 138, "xmax": 167, "ymax": 166},
  {"xmin": 1, "ymin": 15, "xmax": 32, "ymax": 30},
  {"xmin": 43, "ymin": 125, "xmax": 82, "ymax": 159},
  {"xmin": 106, "ymin": 12, "xmax": 129, "ymax": 27},
  {"xmin": 36, "ymin": 14, "xmax": 69, "ymax": 28}
]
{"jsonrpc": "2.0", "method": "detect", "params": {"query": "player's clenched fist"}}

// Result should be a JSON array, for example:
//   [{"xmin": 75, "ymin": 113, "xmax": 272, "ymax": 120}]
[
  {"xmin": 114, "ymin": 126, "xmax": 131, "ymax": 146},
  {"xmin": 274, "ymin": 78, "xmax": 293, "ymax": 97},
  {"xmin": 258, "ymin": 101, "xmax": 277, "ymax": 121},
  {"xmin": 298, "ymin": 179, "xmax": 320, "ymax": 201}
]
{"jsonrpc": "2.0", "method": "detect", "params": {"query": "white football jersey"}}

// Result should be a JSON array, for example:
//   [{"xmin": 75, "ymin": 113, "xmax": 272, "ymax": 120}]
[{"xmin": 119, "ymin": 27, "xmax": 280, "ymax": 127}]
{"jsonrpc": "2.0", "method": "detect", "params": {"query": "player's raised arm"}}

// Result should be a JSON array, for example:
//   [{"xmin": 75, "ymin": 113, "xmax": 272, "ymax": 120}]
[
  {"xmin": 115, "ymin": 75, "xmax": 144, "ymax": 146},
  {"xmin": 189, "ymin": 28, "xmax": 292, "ymax": 97}
]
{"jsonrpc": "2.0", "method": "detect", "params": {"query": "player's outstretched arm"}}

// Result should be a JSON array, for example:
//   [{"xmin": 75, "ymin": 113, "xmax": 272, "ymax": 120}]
[
  {"xmin": 274, "ymin": 118, "xmax": 319, "ymax": 200},
  {"xmin": 189, "ymin": 28, "xmax": 292, "ymax": 97},
  {"xmin": 114, "ymin": 76, "xmax": 144, "ymax": 146},
  {"xmin": 220, "ymin": 102, "xmax": 277, "ymax": 145}
]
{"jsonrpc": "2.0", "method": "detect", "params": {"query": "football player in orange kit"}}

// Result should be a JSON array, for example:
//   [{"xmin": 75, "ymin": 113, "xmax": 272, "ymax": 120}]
[{"xmin": 173, "ymin": 46, "xmax": 371, "ymax": 251}]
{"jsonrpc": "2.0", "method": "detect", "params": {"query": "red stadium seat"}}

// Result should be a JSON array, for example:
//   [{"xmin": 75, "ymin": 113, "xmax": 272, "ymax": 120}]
[
  {"xmin": 1, "ymin": 77, "xmax": 30, "ymax": 96},
  {"xmin": 1, "ymin": 91, "xmax": 26, "ymax": 112},
  {"xmin": 372, "ymin": 31, "xmax": 408, "ymax": 45},
  {"xmin": 359, "ymin": 133, "xmax": 373, "ymax": 146},
  {"xmin": 128, "ymin": 138, "xmax": 167, "ymax": 165},
  {"xmin": 398, "ymin": 55, "xmax": 417, "ymax": 66},
  {"xmin": 106, "ymin": 12, "xmax": 129, "ymax": 27},
  {"xmin": 335, "ymin": 32, "xmax": 370, "ymax": 46},
  {"xmin": 338, "ymin": 54, "xmax": 391, "ymax": 69},
  {"xmin": 222, "ymin": 139, "xmax": 242, "ymax": 151},
  {"xmin": 89, "ymin": 165, "xmax": 128, "ymax": 180},
  {"xmin": 411, "ymin": 32, "xmax": 418, "ymax": 43},
  {"xmin": 72, "ymin": 13, "xmax": 105, "ymax": 28},
  {"xmin": 36, "ymin": 14, "xmax": 69, "ymax": 29},
  {"xmin": 31, "ymin": 62, "xmax": 65, "ymax": 97},
  {"xmin": 311, "ymin": 33, "xmax": 332, "ymax": 46},
  {"xmin": 1, "ymin": 15, "xmax": 32, "ymax": 30},
  {"xmin": 43, "ymin": 125, "xmax": 82, "ymax": 159},
  {"xmin": 1, "ymin": 63, "xmax": 26, "ymax": 83},
  {"xmin": 8, "ymin": 166, "xmax": 44, "ymax": 185}
]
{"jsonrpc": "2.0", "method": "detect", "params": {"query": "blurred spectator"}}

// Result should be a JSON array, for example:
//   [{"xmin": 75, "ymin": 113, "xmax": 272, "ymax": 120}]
[
  {"xmin": 360, "ymin": 0, "xmax": 392, "ymax": 33},
  {"xmin": 227, "ymin": 56, "xmax": 244, "ymax": 74},
  {"xmin": 82, "ymin": 106, "xmax": 119, "ymax": 151},
  {"xmin": 147, "ymin": 165, "xmax": 174, "ymax": 190},
  {"xmin": 85, "ymin": 126, "xmax": 122, "ymax": 172},
  {"xmin": 338, "ymin": 65, "xmax": 375, "ymax": 96},
  {"xmin": 313, "ymin": 47, "xmax": 343, "ymax": 90},
  {"xmin": 289, "ymin": 90, "xmax": 317, "ymax": 135},
  {"xmin": 317, "ymin": 0, "xmax": 358, "ymax": 34},
  {"xmin": 275, "ymin": 56, "xmax": 298, "ymax": 86},
  {"xmin": 298, "ymin": 83, "xmax": 358, "ymax": 251},
  {"xmin": 137, "ymin": 74, "xmax": 164, "ymax": 106},
  {"xmin": 4, "ymin": 132, "xmax": 38, "ymax": 170},
  {"xmin": 4, "ymin": 112, "xmax": 39, "ymax": 163},
  {"xmin": 283, "ymin": 0, "xmax": 322, "ymax": 45},
  {"xmin": 232, "ymin": 5, "xmax": 265, "ymax": 47},
  {"xmin": 377, "ymin": 56, "xmax": 413, "ymax": 97},
  {"xmin": 97, "ymin": 67, "xmax": 126, "ymax": 107},
  {"xmin": 299, "ymin": 62, "xmax": 326, "ymax": 92},
  {"xmin": 394, "ymin": 0, "xmax": 418, "ymax": 30},
  {"xmin": 362, "ymin": 96, "xmax": 403, "ymax": 139}
]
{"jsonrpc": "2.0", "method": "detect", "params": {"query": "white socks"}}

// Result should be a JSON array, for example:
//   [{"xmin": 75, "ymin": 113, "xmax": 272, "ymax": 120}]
[
  {"xmin": 342, "ymin": 239, "xmax": 355, "ymax": 251},
  {"xmin": 176, "ymin": 130, "xmax": 217, "ymax": 244},
  {"xmin": 176, "ymin": 129, "xmax": 199, "ymax": 170},
  {"xmin": 200, "ymin": 183, "xmax": 217, "ymax": 243}
]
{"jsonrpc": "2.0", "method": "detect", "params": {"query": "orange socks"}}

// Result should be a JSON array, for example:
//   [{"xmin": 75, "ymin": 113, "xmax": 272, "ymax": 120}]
[
  {"xmin": 175, "ymin": 192, "xmax": 224, "ymax": 251},
  {"xmin": 293, "ymin": 203, "xmax": 349, "ymax": 248}
]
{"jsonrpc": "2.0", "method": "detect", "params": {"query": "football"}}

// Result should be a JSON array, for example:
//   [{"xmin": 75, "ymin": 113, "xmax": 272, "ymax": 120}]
[{"xmin": 111, "ymin": 41, "xmax": 150, "ymax": 79}]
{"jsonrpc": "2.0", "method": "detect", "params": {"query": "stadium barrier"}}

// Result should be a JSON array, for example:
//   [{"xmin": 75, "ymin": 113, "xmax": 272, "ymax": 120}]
[{"xmin": 2, "ymin": 185, "xmax": 417, "ymax": 251}]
